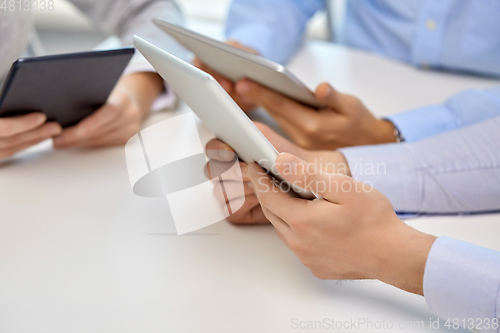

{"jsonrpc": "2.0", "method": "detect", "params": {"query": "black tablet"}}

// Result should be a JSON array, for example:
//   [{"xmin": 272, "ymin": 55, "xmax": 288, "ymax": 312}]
[{"xmin": 0, "ymin": 48, "xmax": 135, "ymax": 128}]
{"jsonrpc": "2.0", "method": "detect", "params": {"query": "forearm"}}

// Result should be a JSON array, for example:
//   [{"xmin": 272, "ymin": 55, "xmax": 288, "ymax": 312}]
[{"xmin": 339, "ymin": 116, "xmax": 500, "ymax": 214}]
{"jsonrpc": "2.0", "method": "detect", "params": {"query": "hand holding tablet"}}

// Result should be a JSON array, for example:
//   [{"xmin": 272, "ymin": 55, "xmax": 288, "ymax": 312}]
[
  {"xmin": 0, "ymin": 48, "xmax": 138, "ymax": 157},
  {"xmin": 192, "ymin": 40, "xmax": 260, "ymax": 113},
  {"xmin": 0, "ymin": 48, "xmax": 135, "ymax": 128},
  {"xmin": 133, "ymin": 36, "xmax": 317, "ymax": 200},
  {"xmin": 154, "ymin": 20, "xmax": 398, "ymax": 151},
  {"xmin": 153, "ymin": 19, "xmax": 324, "ymax": 110}
]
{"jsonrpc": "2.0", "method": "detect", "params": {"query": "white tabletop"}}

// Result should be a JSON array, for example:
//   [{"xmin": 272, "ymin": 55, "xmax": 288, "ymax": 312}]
[{"xmin": 1, "ymin": 40, "xmax": 499, "ymax": 333}]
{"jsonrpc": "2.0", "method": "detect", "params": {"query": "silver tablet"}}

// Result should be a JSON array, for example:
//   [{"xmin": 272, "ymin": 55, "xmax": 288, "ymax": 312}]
[
  {"xmin": 153, "ymin": 18, "xmax": 323, "ymax": 109},
  {"xmin": 133, "ymin": 36, "xmax": 317, "ymax": 200}
]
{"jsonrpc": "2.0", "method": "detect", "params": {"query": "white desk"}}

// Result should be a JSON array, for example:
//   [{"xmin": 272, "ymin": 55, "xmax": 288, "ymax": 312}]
[{"xmin": 1, "ymin": 41, "xmax": 499, "ymax": 333}]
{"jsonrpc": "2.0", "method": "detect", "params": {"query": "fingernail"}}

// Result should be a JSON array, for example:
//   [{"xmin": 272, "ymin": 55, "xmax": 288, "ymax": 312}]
[
  {"xmin": 246, "ymin": 181, "xmax": 253, "ymax": 189},
  {"xmin": 236, "ymin": 81, "xmax": 250, "ymax": 95},
  {"xmin": 33, "ymin": 113, "xmax": 46, "ymax": 125}
]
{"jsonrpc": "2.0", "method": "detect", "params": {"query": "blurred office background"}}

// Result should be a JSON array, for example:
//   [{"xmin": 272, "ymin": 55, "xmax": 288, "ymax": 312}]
[{"xmin": 35, "ymin": 0, "xmax": 335, "ymax": 55}]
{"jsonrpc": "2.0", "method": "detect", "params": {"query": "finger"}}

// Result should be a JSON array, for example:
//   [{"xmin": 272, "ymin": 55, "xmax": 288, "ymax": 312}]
[
  {"xmin": 55, "ymin": 115, "xmax": 134, "ymax": 148},
  {"xmin": 0, "ymin": 121, "xmax": 61, "ymax": 150},
  {"xmin": 55, "ymin": 126, "xmax": 130, "ymax": 148},
  {"xmin": 212, "ymin": 180, "xmax": 254, "ymax": 207},
  {"xmin": 212, "ymin": 73, "xmax": 234, "ymax": 93},
  {"xmin": 226, "ymin": 194, "xmax": 270, "ymax": 225},
  {"xmin": 53, "ymin": 105, "xmax": 132, "ymax": 148},
  {"xmin": 208, "ymin": 163, "xmax": 250, "ymax": 183},
  {"xmin": 224, "ymin": 181, "xmax": 255, "ymax": 199},
  {"xmin": 193, "ymin": 57, "xmax": 203, "ymax": 68},
  {"xmin": 194, "ymin": 59, "xmax": 257, "ymax": 111},
  {"xmin": 77, "ymin": 102, "xmax": 122, "ymax": 133},
  {"xmin": 315, "ymin": 83, "xmax": 351, "ymax": 115},
  {"xmin": 247, "ymin": 162, "xmax": 307, "ymax": 233},
  {"xmin": 0, "ymin": 138, "xmax": 45, "ymax": 159},
  {"xmin": 253, "ymin": 122, "xmax": 305, "ymax": 156},
  {"xmin": 275, "ymin": 153, "xmax": 354, "ymax": 204},
  {"xmin": 261, "ymin": 206, "xmax": 293, "ymax": 237},
  {"xmin": 0, "ymin": 113, "xmax": 47, "ymax": 138},
  {"xmin": 235, "ymin": 80, "xmax": 322, "ymax": 144},
  {"xmin": 205, "ymin": 139, "xmax": 236, "ymax": 161},
  {"xmin": 253, "ymin": 122, "xmax": 291, "ymax": 152},
  {"xmin": 53, "ymin": 104, "xmax": 120, "ymax": 147},
  {"xmin": 235, "ymin": 79, "xmax": 316, "ymax": 123},
  {"xmin": 193, "ymin": 58, "xmax": 233, "ymax": 92},
  {"xmin": 0, "ymin": 127, "xmax": 60, "ymax": 159}
]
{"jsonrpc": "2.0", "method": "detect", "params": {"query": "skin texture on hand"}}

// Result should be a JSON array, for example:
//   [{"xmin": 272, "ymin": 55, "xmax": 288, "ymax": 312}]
[
  {"xmin": 205, "ymin": 122, "xmax": 350, "ymax": 224},
  {"xmin": 193, "ymin": 40, "xmax": 260, "ymax": 113},
  {"xmin": 247, "ymin": 153, "xmax": 437, "ymax": 296},
  {"xmin": 0, "ymin": 113, "xmax": 62, "ymax": 159},
  {"xmin": 194, "ymin": 39, "xmax": 395, "ymax": 150},
  {"xmin": 234, "ymin": 80, "xmax": 396, "ymax": 150},
  {"xmin": 52, "ymin": 72, "xmax": 164, "ymax": 148}
]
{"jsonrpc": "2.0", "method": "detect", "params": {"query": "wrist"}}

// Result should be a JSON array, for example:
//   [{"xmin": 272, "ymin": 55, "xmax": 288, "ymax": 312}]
[
  {"xmin": 375, "ymin": 119, "xmax": 397, "ymax": 144},
  {"xmin": 119, "ymin": 72, "xmax": 164, "ymax": 118},
  {"xmin": 377, "ymin": 222, "xmax": 437, "ymax": 295}
]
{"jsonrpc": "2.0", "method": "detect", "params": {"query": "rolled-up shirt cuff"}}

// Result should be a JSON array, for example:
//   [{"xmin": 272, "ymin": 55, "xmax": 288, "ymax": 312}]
[
  {"xmin": 385, "ymin": 105, "xmax": 458, "ymax": 143},
  {"xmin": 423, "ymin": 237, "xmax": 500, "ymax": 332},
  {"xmin": 338, "ymin": 143, "xmax": 419, "ymax": 213},
  {"xmin": 123, "ymin": 61, "xmax": 178, "ymax": 112}
]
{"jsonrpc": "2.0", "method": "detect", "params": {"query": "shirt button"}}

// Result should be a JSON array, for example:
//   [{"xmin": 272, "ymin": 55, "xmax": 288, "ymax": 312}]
[{"xmin": 426, "ymin": 19, "xmax": 437, "ymax": 31}]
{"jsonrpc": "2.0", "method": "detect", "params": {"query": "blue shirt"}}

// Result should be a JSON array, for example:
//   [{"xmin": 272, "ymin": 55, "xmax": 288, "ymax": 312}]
[
  {"xmin": 339, "ymin": 117, "xmax": 500, "ymax": 330},
  {"xmin": 424, "ymin": 237, "xmax": 500, "ymax": 333},
  {"xmin": 226, "ymin": 1, "xmax": 500, "ymax": 326},
  {"xmin": 227, "ymin": 0, "xmax": 500, "ymax": 76},
  {"xmin": 226, "ymin": 0, "xmax": 500, "ymax": 142}
]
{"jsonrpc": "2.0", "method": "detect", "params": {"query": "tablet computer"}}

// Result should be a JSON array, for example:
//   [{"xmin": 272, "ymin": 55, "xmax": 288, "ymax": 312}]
[
  {"xmin": 133, "ymin": 36, "xmax": 317, "ymax": 200},
  {"xmin": 0, "ymin": 48, "xmax": 135, "ymax": 128},
  {"xmin": 153, "ymin": 18, "xmax": 324, "ymax": 109}
]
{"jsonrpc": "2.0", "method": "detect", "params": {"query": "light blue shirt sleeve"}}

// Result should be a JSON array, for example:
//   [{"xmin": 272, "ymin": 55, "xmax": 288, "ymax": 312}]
[
  {"xmin": 227, "ymin": 1, "xmax": 500, "ymax": 76},
  {"xmin": 424, "ymin": 237, "xmax": 500, "ymax": 332},
  {"xmin": 225, "ymin": 0, "xmax": 324, "ymax": 64},
  {"xmin": 386, "ymin": 87, "xmax": 500, "ymax": 142},
  {"xmin": 338, "ymin": 116, "xmax": 500, "ymax": 214}
]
